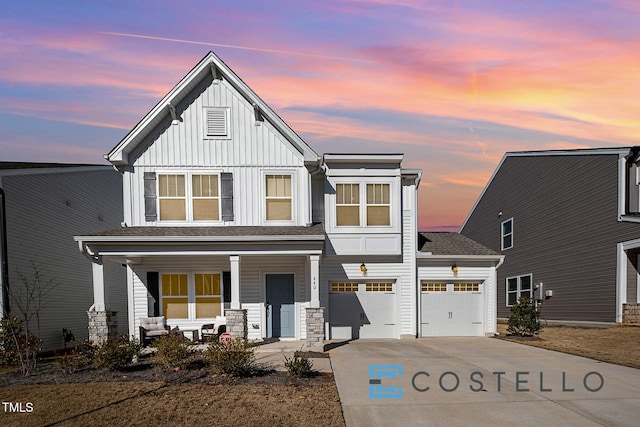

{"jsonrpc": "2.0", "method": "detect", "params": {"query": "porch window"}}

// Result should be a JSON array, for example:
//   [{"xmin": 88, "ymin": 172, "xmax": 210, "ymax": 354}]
[
  {"xmin": 159, "ymin": 174, "xmax": 186, "ymax": 220},
  {"xmin": 265, "ymin": 174, "xmax": 292, "ymax": 221},
  {"xmin": 366, "ymin": 184, "xmax": 390, "ymax": 226},
  {"xmin": 195, "ymin": 273, "xmax": 222, "ymax": 318},
  {"xmin": 336, "ymin": 183, "xmax": 360, "ymax": 226},
  {"xmin": 506, "ymin": 274, "xmax": 532, "ymax": 306},
  {"xmin": 161, "ymin": 274, "xmax": 188, "ymax": 319},
  {"xmin": 192, "ymin": 175, "xmax": 220, "ymax": 221}
]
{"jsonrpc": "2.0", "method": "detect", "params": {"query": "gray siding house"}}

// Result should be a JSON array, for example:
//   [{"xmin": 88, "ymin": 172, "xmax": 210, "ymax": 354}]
[
  {"xmin": 0, "ymin": 163, "xmax": 127, "ymax": 350},
  {"xmin": 461, "ymin": 148, "xmax": 640, "ymax": 324}
]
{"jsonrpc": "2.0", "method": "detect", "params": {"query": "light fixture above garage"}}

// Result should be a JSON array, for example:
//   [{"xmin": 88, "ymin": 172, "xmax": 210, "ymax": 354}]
[
  {"xmin": 360, "ymin": 263, "xmax": 368, "ymax": 275},
  {"xmin": 451, "ymin": 264, "xmax": 459, "ymax": 277}
]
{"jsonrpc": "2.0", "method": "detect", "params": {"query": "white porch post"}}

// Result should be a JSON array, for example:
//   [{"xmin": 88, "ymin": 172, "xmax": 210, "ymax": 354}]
[
  {"xmin": 310, "ymin": 254, "xmax": 320, "ymax": 308},
  {"xmin": 617, "ymin": 243, "xmax": 628, "ymax": 323},
  {"xmin": 230, "ymin": 255, "xmax": 240, "ymax": 309},
  {"xmin": 91, "ymin": 256, "xmax": 106, "ymax": 312}
]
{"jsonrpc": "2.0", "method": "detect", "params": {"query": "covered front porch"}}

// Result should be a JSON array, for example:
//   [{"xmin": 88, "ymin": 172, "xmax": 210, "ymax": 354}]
[{"xmin": 74, "ymin": 225, "xmax": 326, "ymax": 349}]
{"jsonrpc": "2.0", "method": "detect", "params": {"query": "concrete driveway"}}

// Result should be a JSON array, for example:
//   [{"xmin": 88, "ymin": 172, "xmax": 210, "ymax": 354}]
[{"xmin": 329, "ymin": 338, "xmax": 640, "ymax": 427}]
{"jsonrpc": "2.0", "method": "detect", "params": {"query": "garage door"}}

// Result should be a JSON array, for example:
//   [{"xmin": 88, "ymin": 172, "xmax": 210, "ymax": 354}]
[
  {"xmin": 421, "ymin": 282, "xmax": 483, "ymax": 337},
  {"xmin": 329, "ymin": 282, "xmax": 396, "ymax": 339}
]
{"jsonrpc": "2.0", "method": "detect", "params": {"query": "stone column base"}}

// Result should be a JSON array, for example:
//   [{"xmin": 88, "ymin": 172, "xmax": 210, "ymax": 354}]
[
  {"xmin": 87, "ymin": 310, "xmax": 118, "ymax": 344},
  {"xmin": 305, "ymin": 307, "xmax": 325, "ymax": 351},
  {"xmin": 225, "ymin": 309, "xmax": 248, "ymax": 340},
  {"xmin": 623, "ymin": 303, "xmax": 640, "ymax": 325}
]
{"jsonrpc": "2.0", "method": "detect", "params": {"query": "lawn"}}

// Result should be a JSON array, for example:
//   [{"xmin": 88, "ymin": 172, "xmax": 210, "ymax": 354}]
[
  {"xmin": 497, "ymin": 324, "xmax": 640, "ymax": 369},
  {"xmin": 0, "ymin": 363, "xmax": 345, "ymax": 427}
]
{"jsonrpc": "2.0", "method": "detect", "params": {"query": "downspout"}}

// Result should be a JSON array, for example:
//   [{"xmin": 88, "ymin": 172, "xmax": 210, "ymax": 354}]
[{"xmin": 0, "ymin": 188, "xmax": 9, "ymax": 317}]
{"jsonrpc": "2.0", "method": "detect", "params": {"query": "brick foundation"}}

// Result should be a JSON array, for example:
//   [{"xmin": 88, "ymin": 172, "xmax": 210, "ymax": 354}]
[
  {"xmin": 622, "ymin": 303, "xmax": 640, "ymax": 325},
  {"xmin": 87, "ymin": 310, "xmax": 118, "ymax": 344},
  {"xmin": 305, "ymin": 307, "xmax": 325, "ymax": 350},
  {"xmin": 225, "ymin": 309, "xmax": 248, "ymax": 339}
]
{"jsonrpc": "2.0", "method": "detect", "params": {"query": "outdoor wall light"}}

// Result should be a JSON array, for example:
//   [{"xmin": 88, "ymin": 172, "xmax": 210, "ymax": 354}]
[
  {"xmin": 360, "ymin": 263, "xmax": 368, "ymax": 274},
  {"xmin": 451, "ymin": 265, "xmax": 459, "ymax": 277}
]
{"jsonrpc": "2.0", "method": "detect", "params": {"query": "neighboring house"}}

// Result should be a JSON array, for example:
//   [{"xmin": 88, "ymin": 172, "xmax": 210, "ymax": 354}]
[
  {"xmin": 74, "ymin": 51, "xmax": 502, "ymax": 347},
  {"xmin": 461, "ymin": 148, "xmax": 640, "ymax": 324},
  {"xmin": 0, "ymin": 163, "xmax": 126, "ymax": 351}
]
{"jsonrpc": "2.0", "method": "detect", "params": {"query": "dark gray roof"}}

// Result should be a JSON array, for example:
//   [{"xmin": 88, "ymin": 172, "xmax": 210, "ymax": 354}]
[
  {"xmin": 418, "ymin": 232, "xmax": 498, "ymax": 256},
  {"xmin": 87, "ymin": 223, "xmax": 325, "ymax": 238},
  {"xmin": 0, "ymin": 162, "xmax": 103, "ymax": 170}
]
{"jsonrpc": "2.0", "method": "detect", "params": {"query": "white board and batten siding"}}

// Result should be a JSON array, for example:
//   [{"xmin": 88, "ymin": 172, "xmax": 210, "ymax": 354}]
[
  {"xmin": 124, "ymin": 77, "xmax": 311, "ymax": 227},
  {"xmin": 1, "ymin": 168, "xmax": 126, "ymax": 351}
]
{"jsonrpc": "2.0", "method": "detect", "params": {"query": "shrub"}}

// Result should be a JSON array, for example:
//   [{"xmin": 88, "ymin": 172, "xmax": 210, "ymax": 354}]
[
  {"xmin": 284, "ymin": 353, "xmax": 318, "ymax": 378},
  {"xmin": 507, "ymin": 296, "xmax": 541, "ymax": 337},
  {"xmin": 206, "ymin": 338, "xmax": 263, "ymax": 377},
  {"xmin": 55, "ymin": 349, "xmax": 91, "ymax": 375},
  {"xmin": 93, "ymin": 335, "xmax": 141, "ymax": 371},
  {"xmin": 0, "ymin": 315, "xmax": 41, "ymax": 376},
  {"xmin": 152, "ymin": 332, "xmax": 194, "ymax": 369}
]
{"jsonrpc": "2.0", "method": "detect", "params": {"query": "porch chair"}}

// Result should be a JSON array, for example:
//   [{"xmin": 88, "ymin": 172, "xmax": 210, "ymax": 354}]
[
  {"xmin": 139, "ymin": 316, "xmax": 170, "ymax": 346},
  {"xmin": 201, "ymin": 316, "xmax": 227, "ymax": 342}
]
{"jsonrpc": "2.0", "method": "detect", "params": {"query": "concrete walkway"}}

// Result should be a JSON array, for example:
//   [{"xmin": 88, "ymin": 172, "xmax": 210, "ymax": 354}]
[{"xmin": 329, "ymin": 338, "xmax": 640, "ymax": 427}]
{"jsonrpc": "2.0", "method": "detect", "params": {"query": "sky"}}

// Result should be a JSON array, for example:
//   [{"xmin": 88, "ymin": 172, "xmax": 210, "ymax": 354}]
[{"xmin": 2, "ymin": 1, "xmax": 639, "ymax": 231}]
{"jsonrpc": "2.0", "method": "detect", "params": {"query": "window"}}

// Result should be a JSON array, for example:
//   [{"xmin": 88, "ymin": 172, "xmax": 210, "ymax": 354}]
[
  {"xmin": 366, "ymin": 184, "xmax": 390, "ymax": 226},
  {"xmin": 159, "ymin": 174, "xmax": 186, "ymax": 220},
  {"xmin": 158, "ymin": 173, "xmax": 220, "ymax": 222},
  {"xmin": 336, "ymin": 183, "xmax": 360, "ymax": 226},
  {"xmin": 161, "ymin": 273, "xmax": 222, "ymax": 320},
  {"xmin": 454, "ymin": 283, "xmax": 480, "ymax": 292},
  {"xmin": 331, "ymin": 282, "xmax": 359, "ymax": 292},
  {"xmin": 501, "ymin": 218, "xmax": 513, "ymax": 250},
  {"xmin": 265, "ymin": 174, "xmax": 292, "ymax": 221},
  {"xmin": 506, "ymin": 274, "xmax": 532, "ymax": 306},
  {"xmin": 421, "ymin": 283, "xmax": 447, "ymax": 292},
  {"xmin": 161, "ymin": 274, "xmax": 188, "ymax": 319},
  {"xmin": 204, "ymin": 107, "xmax": 229, "ymax": 137},
  {"xmin": 366, "ymin": 282, "xmax": 393, "ymax": 292},
  {"xmin": 195, "ymin": 274, "xmax": 222, "ymax": 319}
]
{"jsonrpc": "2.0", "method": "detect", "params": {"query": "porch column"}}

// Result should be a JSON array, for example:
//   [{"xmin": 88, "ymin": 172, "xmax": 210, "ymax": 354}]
[
  {"xmin": 309, "ymin": 254, "xmax": 320, "ymax": 308},
  {"xmin": 87, "ymin": 255, "xmax": 118, "ymax": 344},
  {"xmin": 91, "ymin": 256, "xmax": 106, "ymax": 312},
  {"xmin": 230, "ymin": 255, "xmax": 240, "ymax": 309}
]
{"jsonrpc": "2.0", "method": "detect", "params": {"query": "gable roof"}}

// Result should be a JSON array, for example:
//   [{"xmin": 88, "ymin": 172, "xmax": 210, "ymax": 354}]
[
  {"xmin": 459, "ymin": 147, "xmax": 633, "ymax": 231},
  {"xmin": 107, "ymin": 51, "xmax": 319, "ymax": 166},
  {"xmin": 418, "ymin": 232, "xmax": 499, "ymax": 256}
]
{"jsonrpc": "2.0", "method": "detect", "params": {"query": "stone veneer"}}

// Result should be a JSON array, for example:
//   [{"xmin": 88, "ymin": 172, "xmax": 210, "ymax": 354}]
[
  {"xmin": 622, "ymin": 303, "xmax": 640, "ymax": 325},
  {"xmin": 305, "ymin": 307, "xmax": 325, "ymax": 350},
  {"xmin": 225, "ymin": 308, "xmax": 248, "ymax": 339},
  {"xmin": 87, "ymin": 310, "xmax": 118, "ymax": 344}
]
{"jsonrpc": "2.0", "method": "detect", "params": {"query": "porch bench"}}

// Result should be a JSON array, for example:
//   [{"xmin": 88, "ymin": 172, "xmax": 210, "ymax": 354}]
[
  {"xmin": 139, "ymin": 316, "xmax": 170, "ymax": 346},
  {"xmin": 201, "ymin": 316, "xmax": 227, "ymax": 342}
]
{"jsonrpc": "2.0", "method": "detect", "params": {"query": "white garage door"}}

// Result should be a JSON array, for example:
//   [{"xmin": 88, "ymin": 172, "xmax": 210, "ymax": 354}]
[
  {"xmin": 421, "ymin": 282, "xmax": 483, "ymax": 337},
  {"xmin": 329, "ymin": 282, "xmax": 396, "ymax": 339}
]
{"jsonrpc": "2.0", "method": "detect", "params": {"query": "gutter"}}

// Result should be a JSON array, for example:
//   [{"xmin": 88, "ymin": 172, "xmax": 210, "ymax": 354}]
[{"xmin": 0, "ymin": 188, "xmax": 9, "ymax": 317}]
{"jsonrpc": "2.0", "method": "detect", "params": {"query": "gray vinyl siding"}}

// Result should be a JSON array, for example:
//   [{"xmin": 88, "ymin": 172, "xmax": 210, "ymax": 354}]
[
  {"xmin": 461, "ymin": 154, "xmax": 640, "ymax": 322},
  {"xmin": 2, "ymin": 169, "xmax": 125, "ymax": 351}
]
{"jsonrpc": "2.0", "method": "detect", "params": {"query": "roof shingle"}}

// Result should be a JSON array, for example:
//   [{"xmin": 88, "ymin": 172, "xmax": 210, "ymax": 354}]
[{"xmin": 418, "ymin": 232, "xmax": 498, "ymax": 256}]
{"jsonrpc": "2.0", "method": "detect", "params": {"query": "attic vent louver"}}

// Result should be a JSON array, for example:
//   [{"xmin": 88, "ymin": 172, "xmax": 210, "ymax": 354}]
[{"xmin": 205, "ymin": 108, "xmax": 229, "ymax": 137}]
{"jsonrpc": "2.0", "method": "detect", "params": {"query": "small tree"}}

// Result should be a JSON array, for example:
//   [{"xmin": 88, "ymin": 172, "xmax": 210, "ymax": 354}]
[{"xmin": 507, "ymin": 296, "xmax": 541, "ymax": 336}]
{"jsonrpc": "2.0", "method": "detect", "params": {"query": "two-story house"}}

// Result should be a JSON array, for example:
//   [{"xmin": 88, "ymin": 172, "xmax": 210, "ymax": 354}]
[
  {"xmin": 74, "ymin": 52, "xmax": 503, "ymax": 347},
  {"xmin": 461, "ymin": 148, "xmax": 640, "ymax": 325}
]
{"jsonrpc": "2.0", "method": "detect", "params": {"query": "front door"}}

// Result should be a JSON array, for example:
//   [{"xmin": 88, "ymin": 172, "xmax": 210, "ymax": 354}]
[{"xmin": 266, "ymin": 274, "xmax": 295, "ymax": 338}]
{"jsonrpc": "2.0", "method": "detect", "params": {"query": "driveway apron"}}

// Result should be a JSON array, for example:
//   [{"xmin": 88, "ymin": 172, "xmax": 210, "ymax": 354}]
[{"xmin": 329, "ymin": 338, "xmax": 640, "ymax": 427}]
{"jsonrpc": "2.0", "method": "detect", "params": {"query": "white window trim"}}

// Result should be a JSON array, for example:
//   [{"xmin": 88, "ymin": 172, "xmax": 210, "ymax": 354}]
[
  {"xmin": 203, "ymin": 107, "xmax": 231, "ymax": 139},
  {"xmin": 262, "ymin": 170, "xmax": 296, "ymax": 225},
  {"xmin": 501, "ymin": 217, "xmax": 513, "ymax": 251},
  {"xmin": 506, "ymin": 273, "xmax": 533, "ymax": 307},
  {"xmin": 157, "ymin": 170, "xmax": 222, "ymax": 224},
  {"xmin": 365, "ymin": 183, "xmax": 391, "ymax": 227},
  {"xmin": 336, "ymin": 183, "xmax": 361, "ymax": 227},
  {"xmin": 160, "ymin": 272, "xmax": 223, "ymax": 322},
  {"xmin": 331, "ymin": 177, "xmax": 395, "ymax": 231}
]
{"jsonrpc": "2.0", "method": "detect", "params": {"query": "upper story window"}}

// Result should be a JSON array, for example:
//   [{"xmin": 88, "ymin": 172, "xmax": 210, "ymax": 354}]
[
  {"xmin": 336, "ymin": 183, "xmax": 360, "ymax": 226},
  {"xmin": 366, "ymin": 183, "xmax": 390, "ymax": 226},
  {"xmin": 335, "ymin": 182, "xmax": 392, "ymax": 227},
  {"xmin": 501, "ymin": 218, "xmax": 513, "ymax": 250},
  {"xmin": 265, "ymin": 174, "xmax": 292, "ymax": 221},
  {"xmin": 506, "ymin": 274, "xmax": 532, "ymax": 306},
  {"xmin": 158, "ymin": 173, "xmax": 220, "ymax": 222}
]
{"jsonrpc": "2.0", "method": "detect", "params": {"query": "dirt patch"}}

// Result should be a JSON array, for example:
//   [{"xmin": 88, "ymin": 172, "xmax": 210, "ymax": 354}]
[
  {"xmin": 496, "ymin": 324, "xmax": 640, "ymax": 369},
  {"xmin": 0, "ymin": 359, "xmax": 344, "ymax": 427}
]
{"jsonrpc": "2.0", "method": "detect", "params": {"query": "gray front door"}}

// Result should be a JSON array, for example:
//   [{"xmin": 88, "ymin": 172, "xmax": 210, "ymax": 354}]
[{"xmin": 266, "ymin": 274, "xmax": 295, "ymax": 338}]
